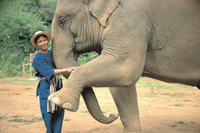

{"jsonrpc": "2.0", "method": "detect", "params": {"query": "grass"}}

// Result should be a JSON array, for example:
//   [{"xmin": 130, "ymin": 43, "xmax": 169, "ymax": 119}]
[
  {"xmin": 9, "ymin": 117, "xmax": 43, "ymax": 124},
  {"xmin": 137, "ymin": 77, "xmax": 188, "ymax": 89},
  {"xmin": 0, "ymin": 116, "xmax": 6, "ymax": 119},
  {"xmin": 25, "ymin": 88, "xmax": 32, "ymax": 90},
  {"xmin": 161, "ymin": 92, "xmax": 184, "ymax": 97},
  {"xmin": 184, "ymin": 99, "xmax": 191, "ymax": 102},
  {"xmin": 64, "ymin": 118, "xmax": 70, "ymax": 121},
  {"xmin": 154, "ymin": 84, "xmax": 173, "ymax": 89},
  {"xmin": 145, "ymin": 93, "xmax": 157, "ymax": 97},
  {"xmin": 0, "ymin": 77, "xmax": 38, "ymax": 86},
  {"xmin": 138, "ymin": 82, "xmax": 174, "ymax": 89},
  {"xmin": 0, "ymin": 77, "xmax": 190, "ymax": 89},
  {"xmin": 174, "ymin": 104, "xmax": 183, "ymax": 107},
  {"xmin": 137, "ymin": 82, "xmax": 153, "ymax": 88},
  {"xmin": 82, "ymin": 110, "xmax": 89, "ymax": 113},
  {"xmin": 12, "ymin": 93, "xmax": 20, "ymax": 95}
]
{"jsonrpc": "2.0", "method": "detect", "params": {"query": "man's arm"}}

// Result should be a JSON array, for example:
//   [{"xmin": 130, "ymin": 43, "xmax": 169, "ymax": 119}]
[{"xmin": 53, "ymin": 67, "xmax": 77, "ymax": 75}]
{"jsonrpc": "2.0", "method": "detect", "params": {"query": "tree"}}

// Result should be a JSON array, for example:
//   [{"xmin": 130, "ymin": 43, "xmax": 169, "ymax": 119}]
[
  {"xmin": 0, "ymin": 0, "xmax": 54, "ymax": 77},
  {"xmin": 22, "ymin": 0, "xmax": 57, "ymax": 27},
  {"xmin": 0, "ymin": 0, "xmax": 97, "ymax": 77},
  {"xmin": 78, "ymin": 52, "xmax": 98, "ymax": 65}
]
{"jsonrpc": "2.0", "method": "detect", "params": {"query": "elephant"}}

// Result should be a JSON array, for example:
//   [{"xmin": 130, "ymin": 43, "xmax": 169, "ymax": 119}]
[{"xmin": 48, "ymin": 0, "xmax": 200, "ymax": 132}]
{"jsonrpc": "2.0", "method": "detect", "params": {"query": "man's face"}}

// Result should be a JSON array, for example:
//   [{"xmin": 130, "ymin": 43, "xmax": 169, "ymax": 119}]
[{"xmin": 36, "ymin": 36, "xmax": 48, "ymax": 50}]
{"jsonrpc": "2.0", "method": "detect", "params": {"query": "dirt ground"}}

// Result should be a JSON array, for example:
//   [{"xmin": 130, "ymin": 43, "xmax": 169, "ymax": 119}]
[{"xmin": 0, "ymin": 77, "xmax": 199, "ymax": 133}]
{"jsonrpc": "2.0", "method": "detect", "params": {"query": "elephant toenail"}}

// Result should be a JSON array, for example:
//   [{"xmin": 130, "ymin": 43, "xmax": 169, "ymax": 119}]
[
  {"xmin": 48, "ymin": 94, "xmax": 54, "ymax": 101},
  {"xmin": 63, "ymin": 102, "xmax": 73, "ymax": 111},
  {"xmin": 51, "ymin": 97, "xmax": 61, "ymax": 105}
]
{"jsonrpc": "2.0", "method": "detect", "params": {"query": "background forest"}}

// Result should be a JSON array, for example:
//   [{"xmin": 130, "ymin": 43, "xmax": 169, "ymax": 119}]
[{"xmin": 0, "ymin": 0, "xmax": 97, "ymax": 77}]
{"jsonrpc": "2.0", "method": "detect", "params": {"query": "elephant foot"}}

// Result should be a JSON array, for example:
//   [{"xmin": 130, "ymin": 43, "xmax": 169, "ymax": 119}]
[{"xmin": 48, "ymin": 86, "xmax": 81, "ymax": 112}]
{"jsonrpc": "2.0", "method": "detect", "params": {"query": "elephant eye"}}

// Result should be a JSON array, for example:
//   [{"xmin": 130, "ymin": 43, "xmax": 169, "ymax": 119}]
[{"xmin": 58, "ymin": 15, "xmax": 71, "ymax": 29}]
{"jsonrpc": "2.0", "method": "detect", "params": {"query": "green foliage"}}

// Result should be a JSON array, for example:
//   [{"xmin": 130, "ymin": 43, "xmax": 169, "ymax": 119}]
[
  {"xmin": 22, "ymin": 0, "xmax": 57, "ymax": 27},
  {"xmin": 64, "ymin": 118, "xmax": 70, "ymax": 121},
  {"xmin": 0, "ymin": 0, "xmax": 98, "ymax": 77},
  {"xmin": 161, "ymin": 92, "xmax": 184, "ymax": 97},
  {"xmin": 78, "ymin": 52, "xmax": 98, "ymax": 65},
  {"xmin": 174, "ymin": 104, "xmax": 183, "ymax": 107},
  {"xmin": 145, "ymin": 93, "xmax": 157, "ymax": 97},
  {"xmin": 9, "ymin": 117, "xmax": 43, "ymax": 124},
  {"xmin": 0, "ymin": 116, "xmax": 6, "ymax": 119},
  {"xmin": 0, "ymin": 0, "xmax": 56, "ymax": 77}
]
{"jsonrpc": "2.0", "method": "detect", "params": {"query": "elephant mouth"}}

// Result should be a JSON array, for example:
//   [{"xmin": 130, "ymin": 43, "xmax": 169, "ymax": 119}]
[
  {"xmin": 74, "ymin": 42, "xmax": 82, "ymax": 54},
  {"xmin": 74, "ymin": 40, "xmax": 96, "ymax": 55}
]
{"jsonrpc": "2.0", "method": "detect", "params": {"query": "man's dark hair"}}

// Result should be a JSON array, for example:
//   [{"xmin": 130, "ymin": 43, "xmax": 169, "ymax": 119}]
[{"xmin": 34, "ymin": 35, "xmax": 48, "ymax": 43}]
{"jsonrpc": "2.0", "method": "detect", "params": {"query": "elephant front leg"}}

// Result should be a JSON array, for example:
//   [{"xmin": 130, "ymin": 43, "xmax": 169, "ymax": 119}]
[
  {"xmin": 48, "ymin": 80, "xmax": 82, "ymax": 111},
  {"xmin": 110, "ymin": 85, "xmax": 141, "ymax": 133},
  {"xmin": 48, "ymin": 45, "xmax": 146, "ymax": 112}
]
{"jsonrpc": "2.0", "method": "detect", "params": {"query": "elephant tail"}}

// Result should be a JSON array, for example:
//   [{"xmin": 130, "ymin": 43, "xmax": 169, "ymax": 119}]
[{"xmin": 82, "ymin": 87, "xmax": 118, "ymax": 124}]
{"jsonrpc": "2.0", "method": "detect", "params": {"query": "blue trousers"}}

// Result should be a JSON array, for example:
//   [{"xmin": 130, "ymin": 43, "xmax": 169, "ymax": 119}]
[{"xmin": 40, "ymin": 97, "xmax": 64, "ymax": 133}]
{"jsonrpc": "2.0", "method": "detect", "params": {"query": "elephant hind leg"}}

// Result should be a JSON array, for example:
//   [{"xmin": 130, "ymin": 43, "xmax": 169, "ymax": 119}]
[{"xmin": 109, "ymin": 85, "xmax": 141, "ymax": 133}]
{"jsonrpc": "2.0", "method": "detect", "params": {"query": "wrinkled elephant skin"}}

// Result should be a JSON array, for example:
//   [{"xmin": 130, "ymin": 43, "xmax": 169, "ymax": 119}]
[{"xmin": 48, "ymin": 0, "xmax": 200, "ymax": 132}]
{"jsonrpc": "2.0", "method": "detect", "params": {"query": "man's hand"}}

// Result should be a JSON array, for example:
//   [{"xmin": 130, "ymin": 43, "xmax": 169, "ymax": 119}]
[
  {"xmin": 66, "ymin": 67, "xmax": 78, "ymax": 72},
  {"xmin": 53, "ymin": 67, "xmax": 78, "ymax": 75}
]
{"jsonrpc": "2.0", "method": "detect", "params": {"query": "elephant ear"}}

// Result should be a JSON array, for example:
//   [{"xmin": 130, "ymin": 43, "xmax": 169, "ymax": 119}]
[{"xmin": 89, "ymin": 0, "xmax": 120, "ymax": 27}]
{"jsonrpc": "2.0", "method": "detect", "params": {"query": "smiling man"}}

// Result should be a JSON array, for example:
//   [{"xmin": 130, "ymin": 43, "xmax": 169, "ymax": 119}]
[{"xmin": 31, "ymin": 31, "xmax": 76, "ymax": 133}]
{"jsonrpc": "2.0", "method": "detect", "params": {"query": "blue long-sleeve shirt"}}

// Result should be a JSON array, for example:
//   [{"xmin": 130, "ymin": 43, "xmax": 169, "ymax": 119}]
[{"xmin": 32, "ymin": 50, "xmax": 55, "ymax": 98}]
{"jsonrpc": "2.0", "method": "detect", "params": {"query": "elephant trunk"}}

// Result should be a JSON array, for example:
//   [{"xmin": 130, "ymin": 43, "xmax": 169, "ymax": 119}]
[
  {"xmin": 51, "ymin": 17, "xmax": 117, "ymax": 124},
  {"xmin": 52, "ymin": 36, "xmax": 118, "ymax": 124},
  {"xmin": 52, "ymin": 40, "xmax": 78, "ymax": 78},
  {"xmin": 82, "ymin": 87, "xmax": 118, "ymax": 124},
  {"xmin": 51, "ymin": 22, "xmax": 79, "ymax": 78}
]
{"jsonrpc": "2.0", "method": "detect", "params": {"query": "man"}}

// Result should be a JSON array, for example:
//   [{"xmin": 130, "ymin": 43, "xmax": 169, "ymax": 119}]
[{"xmin": 31, "ymin": 31, "xmax": 76, "ymax": 133}]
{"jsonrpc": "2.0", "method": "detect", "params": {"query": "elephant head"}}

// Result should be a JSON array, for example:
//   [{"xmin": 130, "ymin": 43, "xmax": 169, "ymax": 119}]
[
  {"xmin": 51, "ymin": 0, "xmax": 120, "ymax": 75},
  {"xmin": 51, "ymin": 0, "xmax": 120, "ymax": 124}
]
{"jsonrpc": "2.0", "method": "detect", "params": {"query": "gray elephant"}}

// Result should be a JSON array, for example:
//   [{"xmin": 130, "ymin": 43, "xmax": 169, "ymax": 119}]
[{"xmin": 48, "ymin": 0, "xmax": 200, "ymax": 132}]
